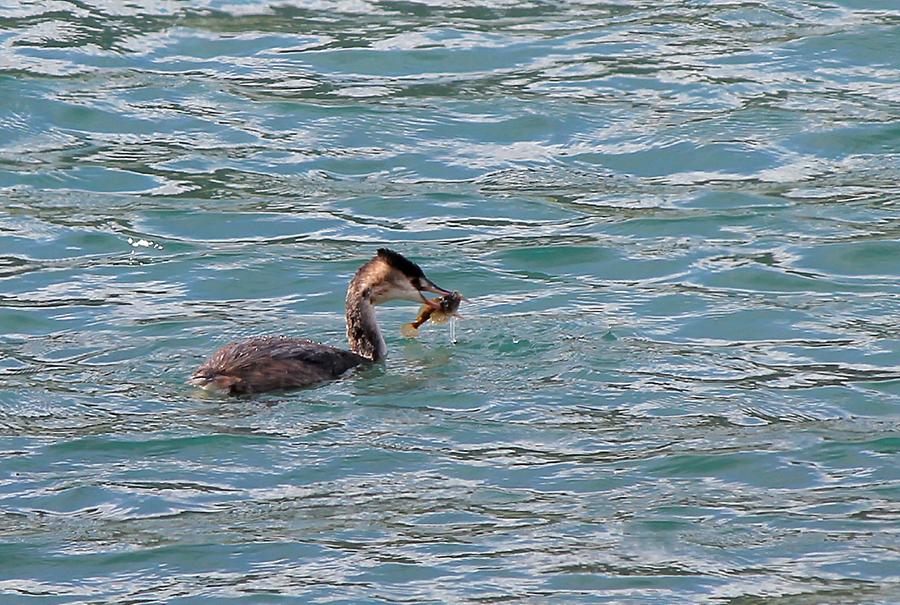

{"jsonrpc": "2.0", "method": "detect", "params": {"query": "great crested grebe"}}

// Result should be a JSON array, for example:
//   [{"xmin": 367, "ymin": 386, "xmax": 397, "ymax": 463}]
[{"xmin": 189, "ymin": 249, "xmax": 454, "ymax": 395}]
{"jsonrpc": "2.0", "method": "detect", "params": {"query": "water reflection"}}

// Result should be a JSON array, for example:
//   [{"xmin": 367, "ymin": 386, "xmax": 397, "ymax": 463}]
[{"xmin": 1, "ymin": 0, "xmax": 899, "ymax": 603}]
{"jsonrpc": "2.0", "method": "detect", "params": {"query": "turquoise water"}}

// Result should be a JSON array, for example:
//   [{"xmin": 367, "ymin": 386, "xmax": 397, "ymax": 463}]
[{"xmin": 1, "ymin": 1, "xmax": 899, "ymax": 602}]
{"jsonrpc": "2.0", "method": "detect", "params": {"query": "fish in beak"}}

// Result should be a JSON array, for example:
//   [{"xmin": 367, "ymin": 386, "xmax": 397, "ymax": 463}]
[
  {"xmin": 401, "ymin": 288, "xmax": 465, "ymax": 338},
  {"xmin": 417, "ymin": 277, "xmax": 454, "ymax": 309}
]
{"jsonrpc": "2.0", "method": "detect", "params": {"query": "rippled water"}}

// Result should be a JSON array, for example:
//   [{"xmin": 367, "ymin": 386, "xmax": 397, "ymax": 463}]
[{"xmin": 2, "ymin": 1, "xmax": 899, "ymax": 603}]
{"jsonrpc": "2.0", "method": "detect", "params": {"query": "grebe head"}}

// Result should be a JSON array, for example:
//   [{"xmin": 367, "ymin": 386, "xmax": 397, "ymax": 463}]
[{"xmin": 361, "ymin": 248, "xmax": 452, "ymax": 308}]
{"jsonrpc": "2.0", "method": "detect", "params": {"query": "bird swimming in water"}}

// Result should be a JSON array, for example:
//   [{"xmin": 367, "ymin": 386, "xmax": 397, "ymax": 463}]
[{"xmin": 189, "ymin": 249, "xmax": 454, "ymax": 395}]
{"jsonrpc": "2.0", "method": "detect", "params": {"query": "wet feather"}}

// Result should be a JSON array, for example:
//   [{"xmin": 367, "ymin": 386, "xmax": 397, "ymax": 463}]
[{"xmin": 191, "ymin": 336, "xmax": 367, "ymax": 395}]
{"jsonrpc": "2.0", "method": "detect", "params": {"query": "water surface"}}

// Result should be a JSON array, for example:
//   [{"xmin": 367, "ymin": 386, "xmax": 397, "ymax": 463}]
[{"xmin": 1, "ymin": 1, "xmax": 899, "ymax": 603}]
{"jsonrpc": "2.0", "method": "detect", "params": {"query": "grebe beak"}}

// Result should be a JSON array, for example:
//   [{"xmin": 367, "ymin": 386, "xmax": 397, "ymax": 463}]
[
  {"xmin": 418, "ymin": 277, "xmax": 452, "ymax": 297},
  {"xmin": 419, "ymin": 294, "xmax": 443, "ymax": 310},
  {"xmin": 417, "ymin": 277, "xmax": 453, "ymax": 309}
]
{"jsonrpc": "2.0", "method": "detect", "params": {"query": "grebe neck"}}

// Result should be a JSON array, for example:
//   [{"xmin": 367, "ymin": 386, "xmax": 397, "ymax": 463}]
[{"xmin": 345, "ymin": 284, "xmax": 386, "ymax": 362}]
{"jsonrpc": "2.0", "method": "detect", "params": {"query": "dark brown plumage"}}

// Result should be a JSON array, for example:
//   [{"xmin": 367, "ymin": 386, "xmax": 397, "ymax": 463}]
[
  {"xmin": 191, "ymin": 336, "xmax": 366, "ymax": 395},
  {"xmin": 376, "ymin": 248, "xmax": 425, "ymax": 280}
]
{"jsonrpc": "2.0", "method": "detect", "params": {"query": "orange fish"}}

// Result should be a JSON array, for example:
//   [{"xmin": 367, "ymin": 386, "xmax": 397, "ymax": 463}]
[{"xmin": 401, "ymin": 291, "xmax": 463, "ymax": 338}]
